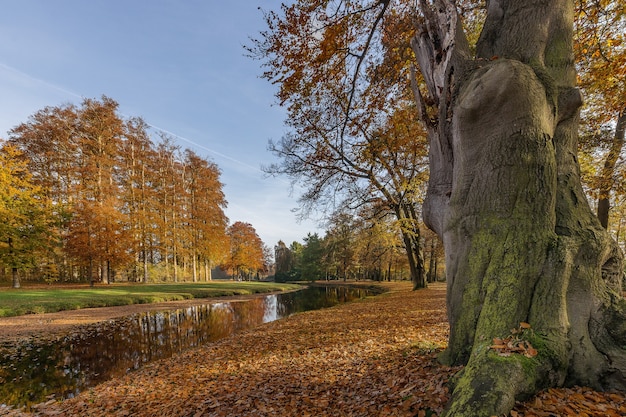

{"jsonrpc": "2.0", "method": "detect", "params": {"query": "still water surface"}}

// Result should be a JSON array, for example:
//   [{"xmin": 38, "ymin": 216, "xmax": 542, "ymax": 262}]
[{"xmin": 0, "ymin": 285, "xmax": 377, "ymax": 407}]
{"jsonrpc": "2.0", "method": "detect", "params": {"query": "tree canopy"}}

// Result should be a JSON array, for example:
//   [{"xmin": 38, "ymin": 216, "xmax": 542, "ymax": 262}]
[
  {"xmin": 223, "ymin": 221, "xmax": 267, "ymax": 280},
  {"xmin": 2, "ymin": 96, "xmax": 233, "ymax": 284},
  {"xmin": 252, "ymin": 0, "xmax": 431, "ymax": 287}
]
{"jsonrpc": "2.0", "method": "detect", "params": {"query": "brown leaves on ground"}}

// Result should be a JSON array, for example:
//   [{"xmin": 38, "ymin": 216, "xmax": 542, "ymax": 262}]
[
  {"xmin": 489, "ymin": 322, "xmax": 538, "ymax": 358},
  {"xmin": 512, "ymin": 386, "xmax": 626, "ymax": 417},
  {"xmin": 5, "ymin": 282, "xmax": 626, "ymax": 417},
  {"xmin": 24, "ymin": 282, "xmax": 456, "ymax": 417}
]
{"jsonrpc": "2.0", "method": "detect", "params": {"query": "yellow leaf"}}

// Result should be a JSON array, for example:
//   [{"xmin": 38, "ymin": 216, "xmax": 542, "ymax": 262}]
[{"xmin": 519, "ymin": 322, "xmax": 531, "ymax": 329}]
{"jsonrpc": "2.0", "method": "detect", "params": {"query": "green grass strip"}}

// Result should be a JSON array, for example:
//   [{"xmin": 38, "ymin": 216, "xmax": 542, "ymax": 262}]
[{"xmin": 0, "ymin": 281, "xmax": 302, "ymax": 317}]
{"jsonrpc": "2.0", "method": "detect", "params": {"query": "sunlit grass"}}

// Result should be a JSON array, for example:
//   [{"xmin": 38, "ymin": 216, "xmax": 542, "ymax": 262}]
[{"xmin": 0, "ymin": 281, "xmax": 302, "ymax": 317}]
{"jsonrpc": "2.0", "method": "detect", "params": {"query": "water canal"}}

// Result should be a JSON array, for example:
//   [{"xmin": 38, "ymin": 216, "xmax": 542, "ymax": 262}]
[{"xmin": 0, "ymin": 285, "xmax": 379, "ymax": 408}]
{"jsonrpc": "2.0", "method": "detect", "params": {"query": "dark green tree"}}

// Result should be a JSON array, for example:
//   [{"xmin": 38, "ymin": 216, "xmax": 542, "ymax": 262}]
[{"xmin": 300, "ymin": 233, "xmax": 324, "ymax": 281}]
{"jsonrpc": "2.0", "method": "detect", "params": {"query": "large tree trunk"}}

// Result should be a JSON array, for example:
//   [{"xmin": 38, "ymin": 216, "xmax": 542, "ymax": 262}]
[{"xmin": 412, "ymin": 1, "xmax": 626, "ymax": 415}]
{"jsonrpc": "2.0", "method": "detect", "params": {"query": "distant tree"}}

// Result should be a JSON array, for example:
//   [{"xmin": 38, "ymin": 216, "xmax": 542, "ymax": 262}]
[
  {"xmin": 223, "ymin": 222, "xmax": 265, "ymax": 280},
  {"xmin": 119, "ymin": 117, "xmax": 159, "ymax": 282},
  {"xmin": 0, "ymin": 144, "xmax": 55, "ymax": 288},
  {"xmin": 300, "ymin": 233, "xmax": 324, "ymax": 281},
  {"xmin": 183, "ymin": 150, "xmax": 229, "ymax": 282},
  {"xmin": 352, "ymin": 213, "xmax": 401, "ymax": 281},
  {"xmin": 274, "ymin": 240, "xmax": 294, "ymax": 282},
  {"xmin": 422, "ymin": 225, "xmax": 444, "ymax": 283},
  {"xmin": 574, "ymin": 0, "xmax": 625, "ymax": 229},
  {"xmin": 322, "ymin": 213, "xmax": 357, "ymax": 281},
  {"xmin": 289, "ymin": 241, "xmax": 304, "ymax": 280}
]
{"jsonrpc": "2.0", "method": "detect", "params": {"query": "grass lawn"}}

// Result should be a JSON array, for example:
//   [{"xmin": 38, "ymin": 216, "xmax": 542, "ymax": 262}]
[{"xmin": 0, "ymin": 281, "xmax": 302, "ymax": 317}]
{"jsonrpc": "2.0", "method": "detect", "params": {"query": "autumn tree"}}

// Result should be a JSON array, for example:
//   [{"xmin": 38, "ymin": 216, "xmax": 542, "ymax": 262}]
[
  {"xmin": 7, "ymin": 104, "xmax": 80, "ymax": 280},
  {"xmin": 353, "ymin": 212, "xmax": 407, "ymax": 281},
  {"xmin": 322, "ymin": 212, "xmax": 357, "ymax": 281},
  {"xmin": 119, "ymin": 117, "xmax": 159, "ymax": 282},
  {"xmin": 410, "ymin": 0, "xmax": 626, "ymax": 414},
  {"xmin": 274, "ymin": 240, "xmax": 295, "ymax": 281},
  {"xmin": 252, "ymin": 1, "xmax": 430, "ymax": 288},
  {"xmin": 8, "ymin": 97, "xmax": 132, "ymax": 283},
  {"xmin": 152, "ymin": 137, "xmax": 185, "ymax": 282},
  {"xmin": 223, "ymin": 222, "xmax": 266, "ymax": 280},
  {"xmin": 257, "ymin": 0, "xmax": 626, "ymax": 415},
  {"xmin": 7, "ymin": 97, "xmax": 230, "ymax": 284},
  {"xmin": 574, "ymin": 0, "xmax": 625, "ymax": 229},
  {"xmin": 64, "ymin": 97, "xmax": 133, "ymax": 284},
  {"xmin": 0, "ymin": 144, "xmax": 55, "ymax": 288},
  {"xmin": 183, "ymin": 149, "xmax": 229, "ymax": 282}
]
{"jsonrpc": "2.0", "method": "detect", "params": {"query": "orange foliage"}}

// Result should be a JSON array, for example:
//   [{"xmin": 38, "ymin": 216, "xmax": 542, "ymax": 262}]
[
  {"xmin": 6, "ymin": 97, "xmax": 231, "ymax": 283},
  {"xmin": 222, "ymin": 221, "xmax": 266, "ymax": 280}
]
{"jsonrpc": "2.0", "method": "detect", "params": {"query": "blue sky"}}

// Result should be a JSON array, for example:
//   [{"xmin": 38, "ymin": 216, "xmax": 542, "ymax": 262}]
[{"xmin": 0, "ymin": 1, "xmax": 322, "ymax": 247}]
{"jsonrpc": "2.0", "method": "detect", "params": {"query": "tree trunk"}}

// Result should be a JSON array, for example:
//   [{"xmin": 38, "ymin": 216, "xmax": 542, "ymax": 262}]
[
  {"xmin": 142, "ymin": 245, "xmax": 149, "ymax": 283},
  {"xmin": 102, "ymin": 261, "xmax": 109, "ymax": 284},
  {"xmin": 88, "ymin": 257, "xmax": 94, "ymax": 287},
  {"xmin": 11, "ymin": 267, "xmax": 20, "ymax": 289},
  {"xmin": 8, "ymin": 238, "xmax": 20, "ymax": 289},
  {"xmin": 427, "ymin": 238, "xmax": 436, "ymax": 283},
  {"xmin": 192, "ymin": 252, "xmax": 198, "ymax": 283},
  {"xmin": 205, "ymin": 259, "xmax": 211, "ymax": 282},
  {"xmin": 597, "ymin": 110, "xmax": 626, "ymax": 229},
  {"xmin": 412, "ymin": 1, "xmax": 626, "ymax": 415},
  {"xmin": 395, "ymin": 203, "xmax": 426, "ymax": 289},
  {"xmin": 173, "ymin": 251, "xmax": 178, "ymax": 283}
]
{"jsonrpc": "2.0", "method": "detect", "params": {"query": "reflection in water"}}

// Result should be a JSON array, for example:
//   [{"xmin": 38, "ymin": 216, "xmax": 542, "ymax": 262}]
[{"xmin": 0, "ymin": 285, "xmax": 376, "ymax": 408}]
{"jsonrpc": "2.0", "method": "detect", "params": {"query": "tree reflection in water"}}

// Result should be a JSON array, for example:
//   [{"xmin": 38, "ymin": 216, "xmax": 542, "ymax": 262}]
[{"xmin": 0, "ymin": 285, "xmax": 377, "ymax": 408}]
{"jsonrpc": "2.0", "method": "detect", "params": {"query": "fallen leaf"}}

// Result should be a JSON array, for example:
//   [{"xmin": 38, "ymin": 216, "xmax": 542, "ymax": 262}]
[{"xmin": 20, "ymin": 282, "xmax": 625, "ymax": 417}]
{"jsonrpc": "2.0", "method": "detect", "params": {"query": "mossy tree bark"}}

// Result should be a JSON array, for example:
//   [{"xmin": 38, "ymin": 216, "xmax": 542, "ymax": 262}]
[{"xmin": 412, "ymin": 0, "xmax": 626, "ymax": 415}]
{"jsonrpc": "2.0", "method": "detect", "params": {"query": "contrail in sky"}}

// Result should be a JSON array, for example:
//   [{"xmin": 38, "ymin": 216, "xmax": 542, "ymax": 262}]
[
  {"xmin": 145, "ymin": 122, "xmax": 266, "ymax": 175},
  {"xmin": 0, "ymin": 61, "xmax": 274, "ymax": 178},
  {"xmin": 0, "ymin": 62, "xmax": 82, "ymax": 99}
]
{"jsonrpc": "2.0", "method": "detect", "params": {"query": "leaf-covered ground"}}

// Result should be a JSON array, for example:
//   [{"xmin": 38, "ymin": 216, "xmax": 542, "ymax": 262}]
[{"xmin": 3, "ymin": 282, "xmax": 625, "ymax": 416}]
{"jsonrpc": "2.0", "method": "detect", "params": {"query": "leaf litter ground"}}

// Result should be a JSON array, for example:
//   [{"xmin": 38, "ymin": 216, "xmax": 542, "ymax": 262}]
[{"xmin": 3, "ymin": 282, "xmax": 625, "ymax": 417}]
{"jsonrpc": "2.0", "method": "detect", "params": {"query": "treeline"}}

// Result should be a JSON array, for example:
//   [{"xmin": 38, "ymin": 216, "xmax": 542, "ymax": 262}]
[
  {"xmin": 0, "ymin": 96, "xmax": 267, "ymax": 287},
  {"xmin": 274, "ymin": 213, "xmax": 443, "ymax": 283}
]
